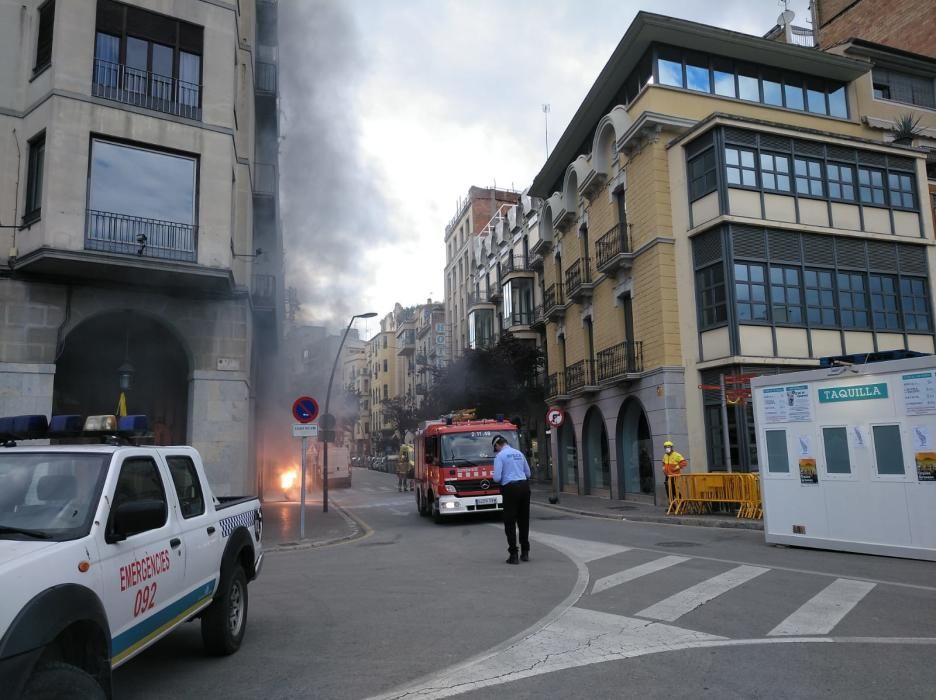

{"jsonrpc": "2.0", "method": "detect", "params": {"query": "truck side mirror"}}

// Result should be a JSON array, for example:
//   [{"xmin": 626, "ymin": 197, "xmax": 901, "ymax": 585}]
[{"xmin": 107, "ymin": 499, "xmax": 166, "ymax": 543}]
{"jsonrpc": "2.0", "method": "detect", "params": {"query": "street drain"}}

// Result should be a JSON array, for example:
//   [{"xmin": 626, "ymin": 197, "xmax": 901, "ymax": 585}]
[{"xmin": 655, "ymin": 541, "xmax": 702, "ymax": 548}]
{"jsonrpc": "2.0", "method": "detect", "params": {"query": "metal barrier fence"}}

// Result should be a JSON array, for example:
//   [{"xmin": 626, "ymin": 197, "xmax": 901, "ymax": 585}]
[{"xmin": 666, "ymin": 473, "xmax": 762, "ymax": 519}]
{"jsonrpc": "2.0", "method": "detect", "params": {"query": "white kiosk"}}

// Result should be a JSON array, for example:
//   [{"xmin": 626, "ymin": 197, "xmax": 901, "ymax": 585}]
[{"xmin": 752, "ymin": 355, "xmax": 936, "ymax": 561}]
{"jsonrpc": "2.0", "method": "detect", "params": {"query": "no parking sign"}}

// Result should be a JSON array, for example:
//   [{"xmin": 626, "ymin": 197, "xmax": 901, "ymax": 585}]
[{"xmin": 546, "ymin": 406, "xmax": 565, "ymax": 428}]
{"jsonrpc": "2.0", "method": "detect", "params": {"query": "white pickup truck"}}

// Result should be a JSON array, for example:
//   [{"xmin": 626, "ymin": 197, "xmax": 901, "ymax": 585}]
[{"xmin": 0, "ymin": 441, "xmax": 263, "ymax": 699}]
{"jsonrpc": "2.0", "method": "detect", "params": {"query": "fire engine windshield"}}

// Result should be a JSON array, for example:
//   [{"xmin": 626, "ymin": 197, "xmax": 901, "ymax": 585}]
[
  {"xmin": 0, "ymin": 453, "xmax": 110, "ymax": 541},
  {"xmin": 441, "ymin": 430, "xmax": 519, "ymax": 465}
]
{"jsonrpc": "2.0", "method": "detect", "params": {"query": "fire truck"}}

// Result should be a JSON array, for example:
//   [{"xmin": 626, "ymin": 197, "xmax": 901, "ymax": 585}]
[{"xmin": 414, "ymin": 413, "xmax": 520, "ymax": 523}]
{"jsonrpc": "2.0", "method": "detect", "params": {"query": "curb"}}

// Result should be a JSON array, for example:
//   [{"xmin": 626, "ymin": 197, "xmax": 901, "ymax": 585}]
[
  {"xmin": 532, "ymin": 499, "xmax": 764, "ymax": 531},
  {"xmin": 267, "ymin": 501, "xmax": 372, "ymax": 552}
]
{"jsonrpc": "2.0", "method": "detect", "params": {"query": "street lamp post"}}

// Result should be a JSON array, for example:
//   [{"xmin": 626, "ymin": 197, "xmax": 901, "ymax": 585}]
[{"xmin": 322, "ymin": 311, "xmax": 377, "ymax": 513}]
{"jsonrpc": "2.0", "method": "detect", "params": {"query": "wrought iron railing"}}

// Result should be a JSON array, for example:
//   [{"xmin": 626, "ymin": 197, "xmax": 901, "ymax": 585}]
[
  {"xmin": 506, "ymin": 310, "xmax": 534, "ymax": 327},
  {"xmin": 505, "ymin": 252, "xmax": 532, "ymax": 274},
  {"xmin": 253, "ymin": 274, "xmax": 276, "ymax": 309},
  {"xmin": 595, "ymin": 223, "xmax": 631, "ymax": 269},
  {"xmin": 546, "ymin": 372, "xmax": 567, "ymax": 398},
  {"xmin": 565, "ymin": 258, "xmax": 593, "ymax": 296},
  {"xmin": 85, "ymin": 210, "xmax": 197, "ymax": 262},
  {"xmin": 544, "ymin": 283, "xmax": 565, "ymax": 311},
  {"xmin": 467, "ymin": 291, "xmax": 490, "ymax": 307},
  {"xmin": 596, "ymin": 340, "xmax": 643, "ymax": 381},
  {"xmin": 531, "ymin": 305, "xmax": 545, "ymax": 326},
  {"xmin": 92, "ymin": 59, "xmax": 201, "ymax": 120},
  {"xmin": 566, "ymin": 360, "xmax": 597, "ymax": 391}
]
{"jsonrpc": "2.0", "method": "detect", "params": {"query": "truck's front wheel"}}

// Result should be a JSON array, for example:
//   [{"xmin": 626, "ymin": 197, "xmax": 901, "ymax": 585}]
[
  {"xmin": 201, "ymin": 564, "xmax": 248, "ymax": 656},
  {"xmin": 22, "ymin": 662, "xmax": 106, "ymax": 700},
  {"xmin": 431, "ymin": 495, "xmax": 444, "ymax": 524}
]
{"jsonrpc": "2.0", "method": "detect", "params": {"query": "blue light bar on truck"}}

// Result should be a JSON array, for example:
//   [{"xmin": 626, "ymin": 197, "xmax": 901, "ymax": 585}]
[
  {"xmin": 0, "ymin": 415, "xmax": 49, "ymax": 440},
  {"xmin": 0, "ymin": 413, "xmax": 152, "ymax": 445},
  {"xmin": 49, "ymin": 414, "xmax": 83, "ymax": 436},
  {"xmin": 118, "ymin": 415, "xmax": 149, "ymax": 434}
]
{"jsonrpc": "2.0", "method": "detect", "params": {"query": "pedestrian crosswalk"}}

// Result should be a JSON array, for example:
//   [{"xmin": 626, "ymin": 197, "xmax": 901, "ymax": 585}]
[
  {"xmin": 635, "ymin": 564, "xmax": 769, "ymax": 622},
  {"xmin": 591, "ymin": 555, "xmax": 687, "ymax": 595},
  {"xmin": 768, "ymin": 578, "xmax": 876, "ymax": 636}
]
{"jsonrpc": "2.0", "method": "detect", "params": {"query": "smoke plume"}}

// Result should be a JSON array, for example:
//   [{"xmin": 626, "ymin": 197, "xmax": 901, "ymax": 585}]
[{"xmin": 277, "ymin": 1, "xmax": 398, "ymax": 326}]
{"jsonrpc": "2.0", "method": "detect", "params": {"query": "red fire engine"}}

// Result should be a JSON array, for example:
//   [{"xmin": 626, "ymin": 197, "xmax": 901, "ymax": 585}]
[{"xmin": 414, "ymin": 413, "xmax": 520, "ymax": 523}]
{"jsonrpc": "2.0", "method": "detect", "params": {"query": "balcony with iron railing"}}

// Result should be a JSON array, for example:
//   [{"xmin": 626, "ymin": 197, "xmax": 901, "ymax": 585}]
[
  {"xmin": 467, "ymin": 291, "xmax": 494, "ymax": 309},
  {"xmin": 531, "ymin": 305, "xmax": 546, "ymax": 329},
  {"xmin": 503, "ymin": 252, "xmax": 534, "ymax": 280},
  {"xmin": 566, "ymin": 359, "xmax": 599, "ymax": 393},
  {"xmin": 596, "ymin": 340, "xmax": 643, "ymax": 383},
  {"xmin": 92, "ymin": 59, "xmax": 201, "ymax": 120},
  {"xmin": 543, "ymin": 283, "xmax": 566, "ymax": 319},
  {"xmin": 85, "ymin": 210, "xmax": 197, "ymax": 263},
  {"xmin": 505, "ymin": 309, "xmax": 534, "ymax": 329},
  {"xmin": 565, "ymin": 258, "xmax": 595, "ymax": 300},
  {"xmin": 397, "ymin": 329, "xmax": 416, "ymax": 355},
  {"xmin": 488, "ymin": 284, "xmax": 503, "ymax": 302},
  {"xmin": 252, "ymin": 273, "xmax": 276, "ymax": 310},
  {"xmin": 595, "ymin": 223, "xmax": 633, "ymax": 273},
  {"xmin": 546, "ymin": 371, "xmax": 568, "ymax": 401}
]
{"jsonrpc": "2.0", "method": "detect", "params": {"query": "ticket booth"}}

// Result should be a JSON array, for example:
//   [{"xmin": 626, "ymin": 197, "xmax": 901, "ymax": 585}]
[{"xmin": 752, "ymin": 355, "xmax": 936, "ymax": 561}]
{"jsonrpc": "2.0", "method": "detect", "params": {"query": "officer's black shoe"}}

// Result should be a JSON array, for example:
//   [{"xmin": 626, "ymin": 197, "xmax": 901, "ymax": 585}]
[
  {"xmin": 506, "ymin": 554, "xmax": 519, "ymax": 565},
  {"xmin": 520, "ymin": 552, "xmax": 529, "ymax": 562}
]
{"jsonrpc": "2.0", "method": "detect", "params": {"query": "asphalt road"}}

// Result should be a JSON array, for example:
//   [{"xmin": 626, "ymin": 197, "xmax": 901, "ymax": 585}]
[{"xmin": 114, "ymin": 467, "xmax": 936, "ymax": 700}]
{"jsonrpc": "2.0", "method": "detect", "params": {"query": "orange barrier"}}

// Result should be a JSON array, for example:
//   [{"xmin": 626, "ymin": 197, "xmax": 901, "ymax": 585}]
[{"xmin": 666, "ymin": 473, "xmax": 762, "ymax": 519}]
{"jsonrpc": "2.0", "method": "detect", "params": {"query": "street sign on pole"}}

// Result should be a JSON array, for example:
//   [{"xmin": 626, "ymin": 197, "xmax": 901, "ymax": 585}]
[
  {"xmin": 292, "ymin": 423, "xmax": 319, "ymax": 438},
  {"xmin": 292, "ymin": 396, "xmax": 320, "ymax": 424},
  {"xmin": 299, "ymin": 436, "xmax": 307, "ymax": 539},
  {"xmin": 546, "ymin": 406, "xmax": 565, "ymax": 428}
]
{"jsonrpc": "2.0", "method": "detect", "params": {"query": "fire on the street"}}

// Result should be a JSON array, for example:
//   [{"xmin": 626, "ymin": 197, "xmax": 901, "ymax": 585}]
[{"xmin": 280, "ymin": 468, "xmax": 298, "ymax": 491}]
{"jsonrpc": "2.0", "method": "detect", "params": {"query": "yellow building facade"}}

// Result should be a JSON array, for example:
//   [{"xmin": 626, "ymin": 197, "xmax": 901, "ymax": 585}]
[{"xmin": 531, "ymin": 12, "xmax": 936, "ymax": 504}]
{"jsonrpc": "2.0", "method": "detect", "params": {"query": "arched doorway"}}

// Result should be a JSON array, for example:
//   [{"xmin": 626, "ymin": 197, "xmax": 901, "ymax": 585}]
[
  {"xmin": 557, "ymin": 419, "xmax": 577, "ymax": 492},
  {"xmin": 616, "ymin": 399, "xmax": 655, "ymax": 500},
  {"xmin": 583, "ymin": 407, "xmax": 610, "ymax": 496},
  {"xmin": 54, "ymin": 312, "xmax": 189, "ymax": 444}
]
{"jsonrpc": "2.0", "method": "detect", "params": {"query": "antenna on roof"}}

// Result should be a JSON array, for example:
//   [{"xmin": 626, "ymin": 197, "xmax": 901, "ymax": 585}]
[{"xmin": 542, "ymin": 104, "xmax": 551, "ymax": 159}]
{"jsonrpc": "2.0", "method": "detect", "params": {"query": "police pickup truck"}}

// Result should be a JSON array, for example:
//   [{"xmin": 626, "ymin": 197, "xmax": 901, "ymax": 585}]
[{"xmin": 0, "ymin": 415, "xmax": 263, "ymax": 699}]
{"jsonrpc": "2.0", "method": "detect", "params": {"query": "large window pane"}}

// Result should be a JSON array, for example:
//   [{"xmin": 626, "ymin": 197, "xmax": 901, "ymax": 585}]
[
  {"xmin": 784, "ymin": 78, "xmax": 805, "ymax": 110},
  {"xmin": 828, "ymin": 86, "xmax": 847, "ymax": 117},
  {"xmin": 873, "ymin": 425, "xmax": 905, "ymax": 475},
  {"xmin": 738, "ymin": 67, "xmax": 759, "ymax": 101},
  {"xmin": 766, "ymin": 430, "xmax": 789, "ymax": 473},
  {"xmin": 807, "ymin": 83, "xmax": 828, "ymax": 115},
  {"xmin": 89, "ymin": 140, "xmax": 196, "ymax": 224},
  {"xmin": 762, "ymin": 69, "xmax": 783, "ymax": 106},
  {"xmin": 714, "ymin": 69, "xmax": 736, "ymax": 97},
  {"xmin": 658, "ymin": 48, "xmax": 683, "ymax": 88},
  {"xmin": 685, "ymin": 53, "xmax": 710, "ymax": 93},
  {"xmin": 823, "ymin": 427, "xmax": 851, "ymax": 474}
]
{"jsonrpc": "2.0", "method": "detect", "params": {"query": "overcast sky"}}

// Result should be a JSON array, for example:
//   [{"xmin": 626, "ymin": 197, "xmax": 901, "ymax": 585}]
[{"xmin": 279, "ymin": 0, "xmax": 811, "ymax": 336}]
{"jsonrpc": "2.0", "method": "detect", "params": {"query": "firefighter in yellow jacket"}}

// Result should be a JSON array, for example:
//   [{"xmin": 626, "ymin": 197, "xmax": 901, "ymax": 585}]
[{"xmin": 662, "ymin": 440, "xmax": 687, "ymax": 502}]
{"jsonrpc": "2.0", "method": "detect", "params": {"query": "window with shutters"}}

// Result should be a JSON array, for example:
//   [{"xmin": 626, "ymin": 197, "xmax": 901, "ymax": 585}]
[
  {"xmin": 871, "ymin": 67, "xmax": 935, "ymax": 110},
  {"xmin": 34, "ymin": 0, "xmax": 55, "ymax": 73},
  {"xmin": 688, "ymin": 149, "xmax": 717, "ymax": 201}
]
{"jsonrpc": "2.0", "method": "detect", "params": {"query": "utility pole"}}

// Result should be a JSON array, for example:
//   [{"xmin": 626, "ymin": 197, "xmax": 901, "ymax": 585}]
[{"xmin": 542, "ymin": 104, "xmax": 551, "ymax": 159}]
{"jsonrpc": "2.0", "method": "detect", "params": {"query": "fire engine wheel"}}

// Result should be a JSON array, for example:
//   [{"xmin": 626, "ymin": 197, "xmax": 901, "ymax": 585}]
[
  {"xmin": 418, "ymin": 489, "xmax": 430, "ymax": 517},
  {"xmin": 431, "ymin": 497, "xmax": 443, "ymax": 524}
]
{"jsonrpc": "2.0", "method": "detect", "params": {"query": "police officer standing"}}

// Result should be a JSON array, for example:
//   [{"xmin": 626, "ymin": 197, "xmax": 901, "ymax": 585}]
[{"xmin": 492, "ymin": 435, "xmax": 531, "ymax": 565}]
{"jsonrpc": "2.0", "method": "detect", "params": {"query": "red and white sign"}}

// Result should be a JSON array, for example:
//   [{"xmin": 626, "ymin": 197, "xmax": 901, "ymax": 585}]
[{"xmin": 546, "ymin": 406, "xmax": 565, "ymax": 428}]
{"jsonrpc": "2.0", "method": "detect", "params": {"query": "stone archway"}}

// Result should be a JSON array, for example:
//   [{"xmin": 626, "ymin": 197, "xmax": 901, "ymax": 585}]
[
  {"xmin": 557, "ymin": 419, "xmax": 578, "ymax": 493},
  {"xmin": 53, "ymin": 311, "xmax": 190, "ymax": 444},
  {"xmin": 583, "ymin": 406, "xmax": 611, "ymax": 496},
  {"xmin": 616, "ymin": 398, "xmax": 655, "ymax": 500}
]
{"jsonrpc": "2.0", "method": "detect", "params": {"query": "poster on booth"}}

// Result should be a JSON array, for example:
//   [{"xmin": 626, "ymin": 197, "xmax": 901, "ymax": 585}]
[
  {"xmin": 762, "ymin": 385, "xmax": 811, "ymax": 423},
  {"xmin": 902, "ymin": 372, "xmax": 936, "ymax": 416},
  {"xmin": 796, "ymin": 434, "xmax": 817, "ymax": 484},
  {"xmin": 912, "ymin": 424, "xmax": 936, "ymax": 481}
]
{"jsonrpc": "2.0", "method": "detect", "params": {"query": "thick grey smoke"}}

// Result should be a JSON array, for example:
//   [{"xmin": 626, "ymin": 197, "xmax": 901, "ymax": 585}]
[{"xmin": 277, "ymin": 1, "xmax": 398, "ymax": 325}]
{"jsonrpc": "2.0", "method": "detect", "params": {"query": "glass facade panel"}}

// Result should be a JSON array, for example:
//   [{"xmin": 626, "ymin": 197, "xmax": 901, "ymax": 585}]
[
  {"xmin": 859, "ymin": 167, "xmax": 886, "ymax": 206},
  {"xmin": 870, "ymin": 274, "xmax": 900, "ymax": 329},
  {"xmin": 838, "ymin": 272, "xmax": 869, "ymax": 329},
  {"xmin": 735, "ymin": 263, "xmax": 768, "ymax": 322},
  {"xmin": 827, "ymin": 163, "xmax": 856, "ymax": 201},
  {"xmin": 900, "ymin": 277, "xmax": 930, "ymax": 331},
  {"xmin": 784, "ymin": 79, "xmax": 805, "ymax": 110},
  {"xmin": 760, "ymin": 153, "xmax": 791, "ymax": 192},
  {"xmin": 828, "ymin": 86, "xmax": 847, "ymax": 117},
  {"xmin": 805, "ymin": 269, "xmax": 837, "ymax": 326},
  {"xmin": 888, "ymin": 172, "xmax": 914, "ymax": 209},
  {"xmin": 714, "ymin": 69, "xmax": 736, "ymax": 97},
  {"xmin": 794, "ymin": 158, "xmax": 824, "ymax": 197}
]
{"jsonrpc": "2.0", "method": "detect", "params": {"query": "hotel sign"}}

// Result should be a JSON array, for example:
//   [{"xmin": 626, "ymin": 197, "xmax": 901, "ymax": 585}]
[{"xmin": 817, "ymin": 383, "xmax": 889, "ymax": 404}]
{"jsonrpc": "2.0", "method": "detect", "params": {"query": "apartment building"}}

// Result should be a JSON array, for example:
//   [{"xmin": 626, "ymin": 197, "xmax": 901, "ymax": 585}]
[
  {"xmin": 0, "ymin": 0, "xmax": 284, "ymax": 495},
  {"xmin": 813, "ymin": 0, "xmax": 936, "ymax": 60},
  {"xmin": 367, "ymin": 309, "xmax": 399, "ymax": 448},
  {"xmin": 413, "ymin": 299, "xmax": 445, "ymax": 407},
  {"xmin": 341, "ymin": 336, "xmax": 368, "ymax": 459},
  {"xmin": 530, "ymin": 11, "xmax": 935, "ymax": 505},
  {"xmin": 444, "ymin": 186, "xmax": 520, "ymax": 360}
]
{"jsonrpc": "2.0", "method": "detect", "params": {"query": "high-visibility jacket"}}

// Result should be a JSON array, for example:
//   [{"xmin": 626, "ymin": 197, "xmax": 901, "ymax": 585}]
[{"xmin": 662, "ymin": 450, "xmax": 687, "ymax": 477}]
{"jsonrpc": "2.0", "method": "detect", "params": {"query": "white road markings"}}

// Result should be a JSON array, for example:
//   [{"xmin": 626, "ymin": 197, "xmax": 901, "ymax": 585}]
[
  {"xmin": 769, "ymin": 578, "xmax": 877, "ymax": 636},
  {"xmin": 531, "ymin": 532, "xmax": 632, "ymax": 564},
  {"xmin": 591, "ymin": 555, "xmax": 689, "ymax": 595},
  {"xmin": 636, "ymin": 565, "xmax": 769, "ymax": 622}
]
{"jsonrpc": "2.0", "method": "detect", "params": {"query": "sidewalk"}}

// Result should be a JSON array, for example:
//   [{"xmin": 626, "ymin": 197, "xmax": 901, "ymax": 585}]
[
  {"xmin": 530, "ymin": 484, "xmax": 764, "ymax": 531},
  {"xmin": 262, "ymin": 497, "xmax": 365, "ymax": 549}
]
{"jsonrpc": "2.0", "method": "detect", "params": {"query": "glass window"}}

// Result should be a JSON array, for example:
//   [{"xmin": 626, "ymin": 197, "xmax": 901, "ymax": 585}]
[
  {"xmin": 696, "ymin": 263, "xmax": 727, "ymax": 329},
  {"xmin": 88, "ymin": 139, "xmax": 196, "ymax": 224},
  {"xmin": 795, "ymin": 158, "xmax": 824, "ymax": 197},
  {"xmin": 383, "ymin": 359, "xmax": 388, "ymax": 372},
  {"xmin": 858, "ymin": 167, "xmax": 886, "ymax": 206},
  {"xmin": 806, "ymin": 82, "xmax": 828, "ymax": 115},
  {"xmin": 166, "ymin": 456, "xmax": 205, "ymax": 518},
  {"xmin": 827, "ymin": 163, "xmax": 856, "ymax": 201},
  {"xmin": 823, "ymin": 427, "xmax": 851, "ymax": 474},
  {"xmin": 828, "ymin": 86, "xmax": 847, "ymax": 117},
  {"xmin": 685, "ymin": 53, "xmax": 710, "ymax": 93},
  {"xmin": 688, "ymin": 149, "xmax": 717, "ymax": 201},
  {"xmin": 900, "ymin": 277, "xmax": 930, "ymax": 331},
  {"xmin": 870, "ymin": 274, "xmax": 900, "ymax": 330},
  {"xmin": 872, "ymin": 425, "xmax": 905, "ymax": 475},
  {"xmin": 770, "ymin": 266, "xmax": 802, "ymax": 324},
  {"xmin": 735, "ymin": 263, "xmax": 768, "ymax": 322},
  {"xmin": 838, "ymin": 272, "xmax": 869, "ymax": 328},
  {"xmin": 762, "ymin": 70, "xmax": 783, "ymax": 107},
  {"xmin": 874, "ymin": 83, "xmax": 891, "ymax": 100},
  {"xmin": 760, "ymin": 153, "xmax": 791, "ymax": 192},
  {"xmin": 725, "ymin": 147, "xmax": 757, "ymax": 187},
  {"xmin": 888, "ymin": 172, "xmax": 915, "ymax": 209},
  {"xmin": 94, "ymin": 32, "xmax": 119, "ymax": 87},
  {"xmin": 658, "ymin": 48, "xmax": 683, "ymax": 88},
  {"xmin": 24, "ymin": 133, "xmax": 45, "ymax": 222},
  {"xmin": 766, "ymin": 430, "xmax": 789, "ymax": 473},
  {"xmin": 784, "ymin": 77, "xmax": 805, "ymax": 110},
  {"xmin": 34, "ymin": 0, "xmax": 55, "ymax": 71},
  {"xmin": 805, "ymin": 269, "xmax": 836, "ymax": 326},
  {"xmin": 738, "ymin": 65, "xmax": 760, "ymax": 102},
  {"xmin": 111, "ymin": 457, "xmax": 168, "ymax": 536},
  {"xmin": 713, "ymin": 59, "xmax": 736, "ymax": 97}
]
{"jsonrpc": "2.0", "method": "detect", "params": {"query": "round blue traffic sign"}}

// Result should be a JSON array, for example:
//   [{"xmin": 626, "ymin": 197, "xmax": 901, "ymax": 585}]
[{"xmin": 292, "ymin": 396, "xmax": 319, "ymax": 424}]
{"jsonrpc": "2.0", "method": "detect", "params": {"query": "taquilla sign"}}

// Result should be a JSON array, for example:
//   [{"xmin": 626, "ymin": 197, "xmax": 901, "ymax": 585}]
[{"xmin": 817, "ymin": 382, "xmax": 889, "ymax": 403}]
